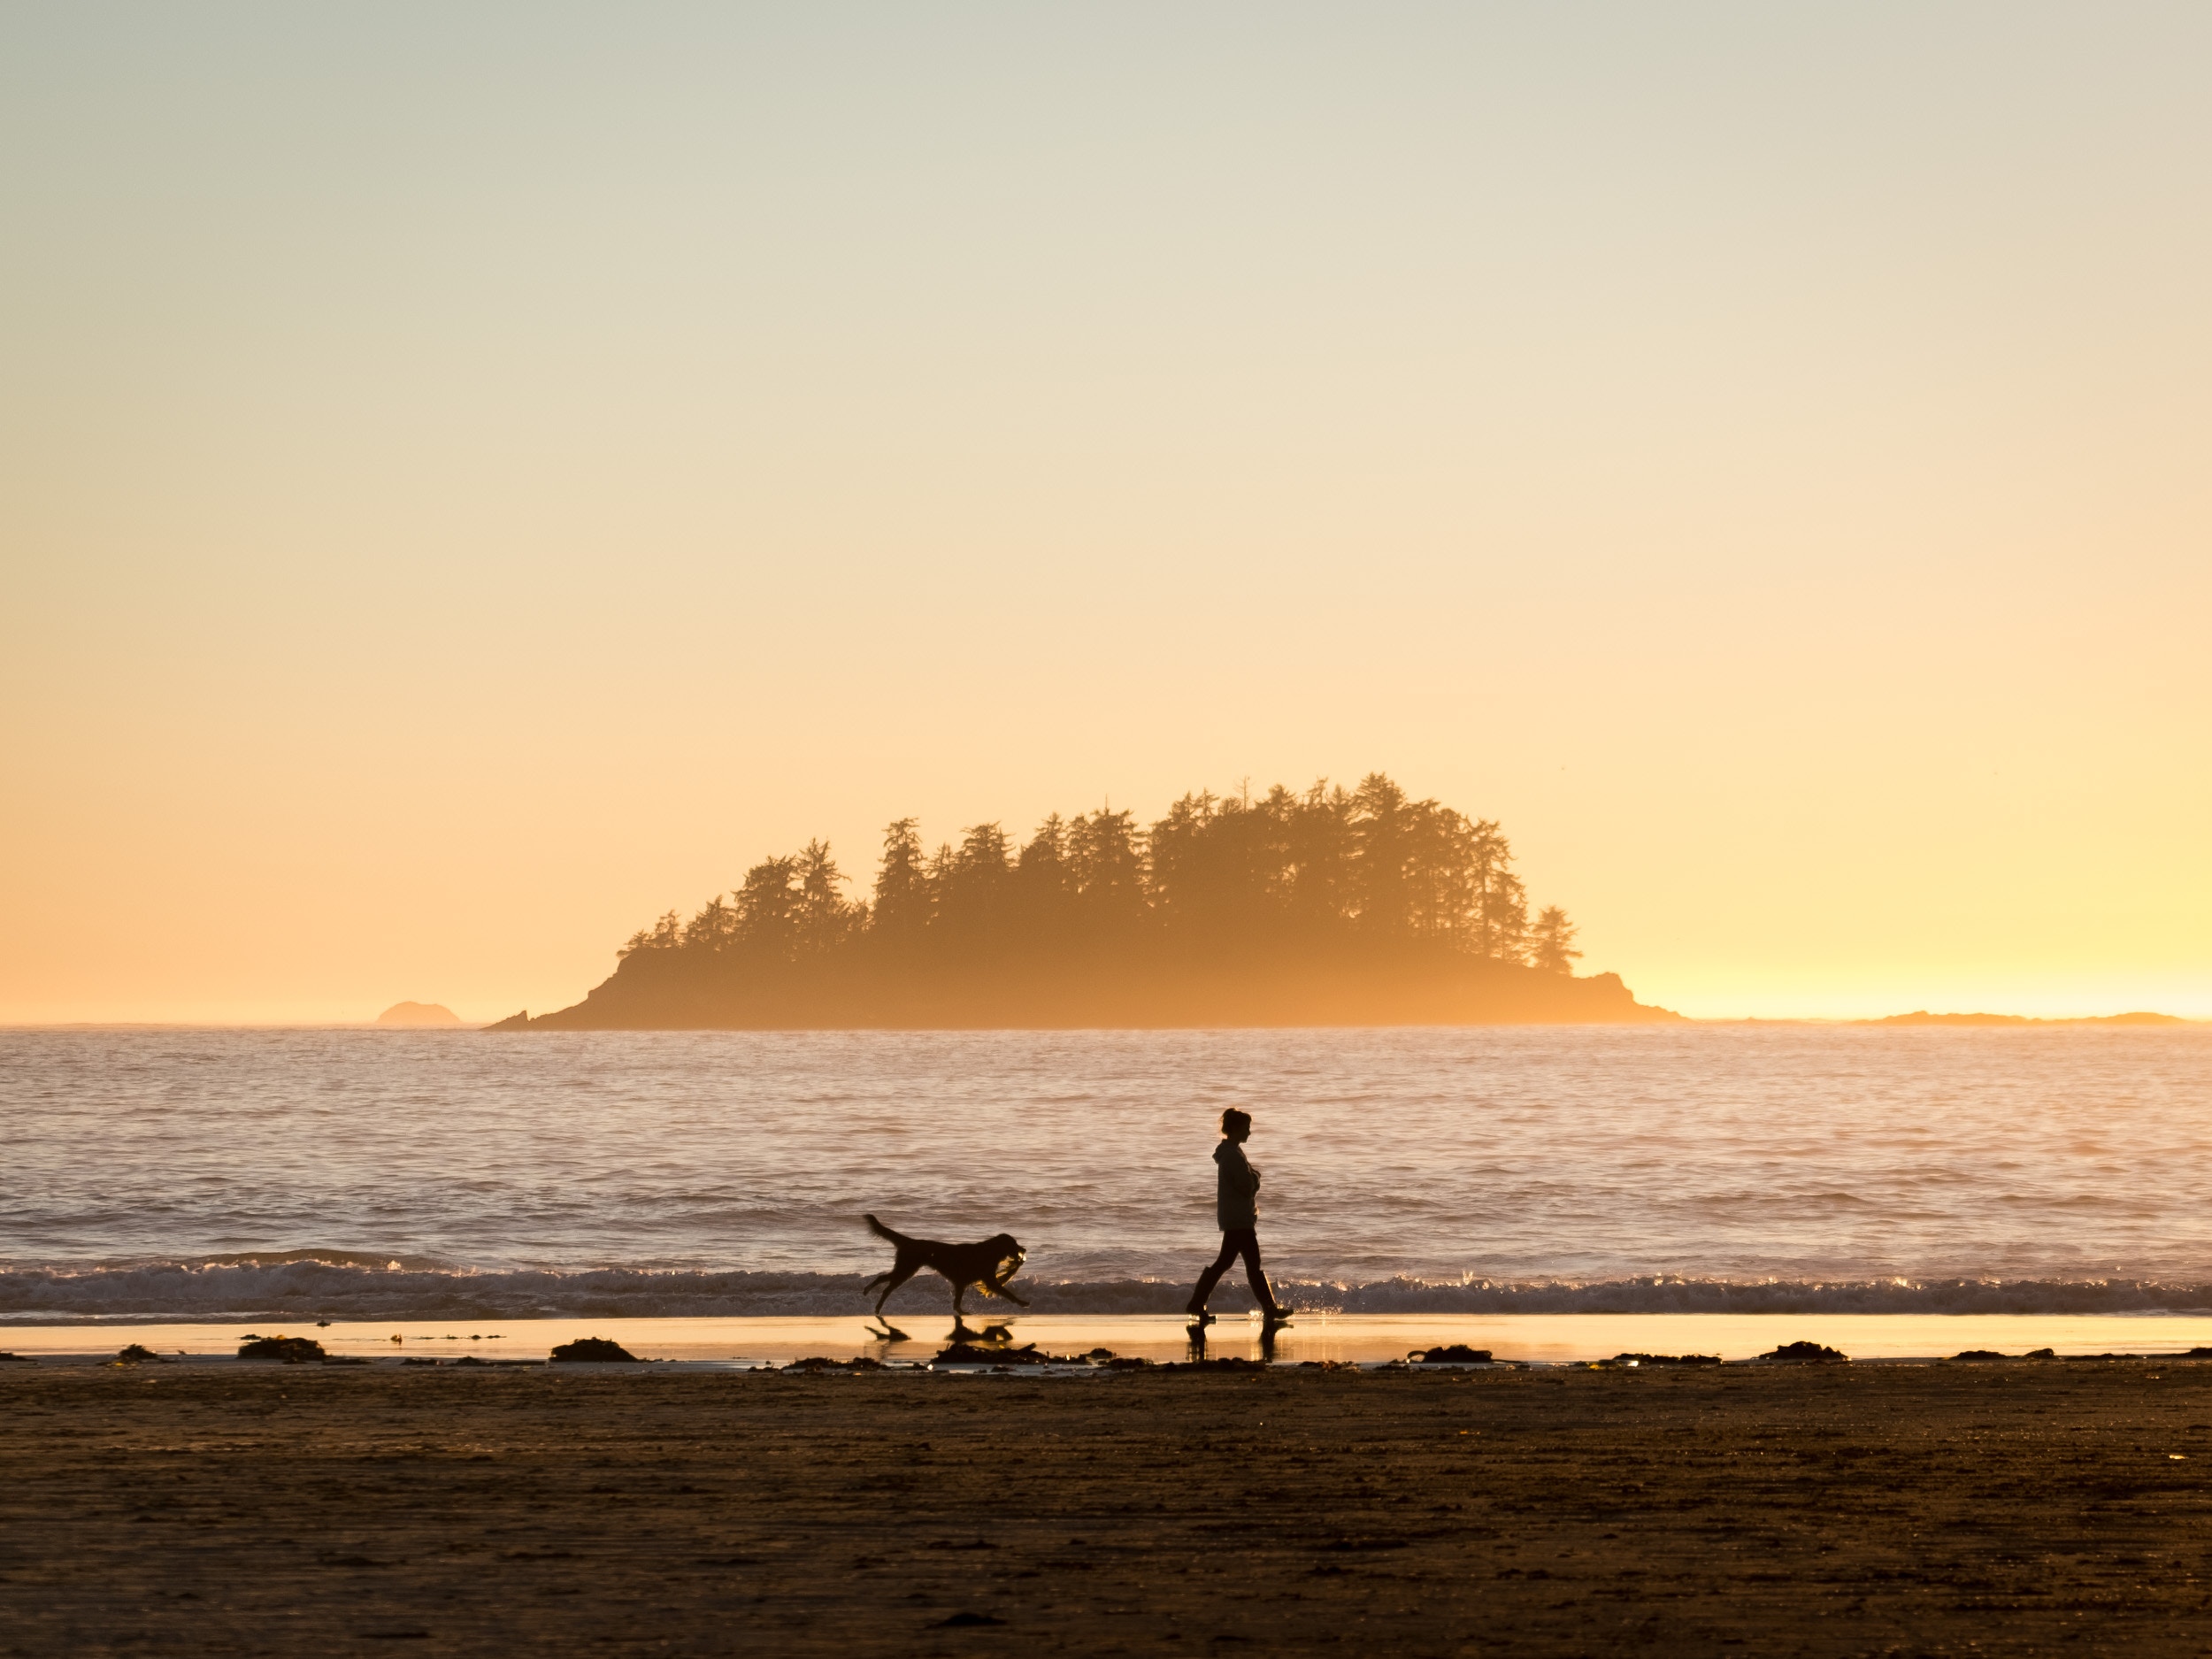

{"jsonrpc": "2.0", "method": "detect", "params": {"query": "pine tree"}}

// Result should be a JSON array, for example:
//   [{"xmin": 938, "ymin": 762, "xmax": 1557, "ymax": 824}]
[
  {"xmin": 937, "ymin": 824, "xmax": 1017, "ymax": 953},
  {"xmin": 1284, "ymin": 780, "xmax": 1356, "ymax": 937},
  {"xmin": 1529, "ymin": 906, "xmax": 1581, "ymax": 975},
  {"xmin": 1466, "ymin": 819, "xmax": 1529, "ymax": 961},
  {"xmin": 1067, "ymin": 807, "xmax": 1147, "ymax": 934},
  {"xmin": 1348, "ymin": 773, "xmax": 1422, "ymax": 934},
  {"xmin": 733, "ymin": 856, "xmax": 803, "ymax": 957},
  {"xmin": 682, "ymin": 894, "xmax": 737, "ymax": 954},
  {"xmin": 870, "ymin": 818, "xmax": 932, "ymax": 940},
  {"xmin": 1014, "ymin": 814, "xmax": 1076, "ymax": 943},
  {"xmin": 796, "ymin": 841, "xmax": 857, "ymax": 956},
  {"xmin": 618, "ymin": 910, "xmax": 685, "ymax": 956}
]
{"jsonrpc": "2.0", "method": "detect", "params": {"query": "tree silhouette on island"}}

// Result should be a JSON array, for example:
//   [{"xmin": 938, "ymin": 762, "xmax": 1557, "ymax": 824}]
[{"xmin": 495, "ymin": 774, "xmax": 1676, "ymax": 1029}]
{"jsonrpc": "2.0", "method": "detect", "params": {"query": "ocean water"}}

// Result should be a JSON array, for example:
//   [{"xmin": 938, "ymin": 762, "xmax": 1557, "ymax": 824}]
[{"xmin": 4, "ymin": 1025, "xmax": 2209, "ymax": 1321}]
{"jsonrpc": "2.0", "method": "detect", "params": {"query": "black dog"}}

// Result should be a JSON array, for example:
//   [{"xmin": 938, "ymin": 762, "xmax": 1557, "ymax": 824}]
[{"xmin": 862, "ymin": 1214, "xmax": 1029, "ymax": 1319}]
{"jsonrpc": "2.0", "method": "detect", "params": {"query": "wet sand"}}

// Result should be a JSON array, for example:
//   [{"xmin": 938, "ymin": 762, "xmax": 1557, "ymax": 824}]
[
  {"xmin": 15, "ymin": 1309, "xmax": 2212, "ymax": 1365},
  {"xmin": 4, "ymin": 1360, "xmax": 2210, "ymax": 1655}
]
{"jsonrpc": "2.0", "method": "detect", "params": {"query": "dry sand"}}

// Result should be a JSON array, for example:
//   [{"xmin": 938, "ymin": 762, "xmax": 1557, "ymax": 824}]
[{"xmin": 4, "ymin": 1358, "xmax": 2209, "ymax": 1655}]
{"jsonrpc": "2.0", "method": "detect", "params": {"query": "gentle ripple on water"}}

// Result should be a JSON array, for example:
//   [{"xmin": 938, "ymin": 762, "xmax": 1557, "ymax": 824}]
[{"xmin": 4, "ymin": 1026, "xmax": 2209, "ymax": 1303}]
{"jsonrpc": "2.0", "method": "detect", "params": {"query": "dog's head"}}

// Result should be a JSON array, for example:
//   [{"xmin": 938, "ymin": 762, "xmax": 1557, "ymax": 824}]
[{"xmin": 987, "ymin": 1233, "xmax": 1025, "ymax": 1279}]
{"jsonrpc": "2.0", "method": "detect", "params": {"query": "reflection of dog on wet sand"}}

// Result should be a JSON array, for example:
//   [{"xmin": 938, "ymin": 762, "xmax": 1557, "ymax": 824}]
[{"xmin": 862, "ymin": 1215, "xmax": 1028, "ymax": 1325}]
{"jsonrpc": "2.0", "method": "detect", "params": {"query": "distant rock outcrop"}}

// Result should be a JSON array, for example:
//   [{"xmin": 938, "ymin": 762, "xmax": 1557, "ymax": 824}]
[{"xmin": 376, "ymin": 1002, "xmax": 464, "ymax": 1027}]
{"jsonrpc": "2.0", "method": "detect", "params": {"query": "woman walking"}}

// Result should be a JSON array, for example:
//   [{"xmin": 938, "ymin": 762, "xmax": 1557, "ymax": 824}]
[{"xmin": 1186, "ymin": 1108, "xmax": 1294, "ymax": 1325}]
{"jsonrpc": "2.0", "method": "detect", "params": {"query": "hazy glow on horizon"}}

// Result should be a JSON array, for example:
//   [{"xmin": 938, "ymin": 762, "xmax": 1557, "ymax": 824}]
[{"xmin": 3, "ymin": 4, "xmax": 2207, "ymax": 1024}]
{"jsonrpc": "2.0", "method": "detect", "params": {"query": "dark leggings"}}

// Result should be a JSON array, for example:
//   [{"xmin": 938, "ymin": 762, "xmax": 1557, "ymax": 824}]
[{"xmin": 1188, "ymin": 1228, "xmax": 1273, "ymax": 1312}]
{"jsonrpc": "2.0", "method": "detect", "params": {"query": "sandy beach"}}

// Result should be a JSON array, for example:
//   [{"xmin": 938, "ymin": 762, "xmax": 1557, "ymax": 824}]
[{"xmin": 4, "ymin": 1357, "xmax": 2209, "ymax": 1655}]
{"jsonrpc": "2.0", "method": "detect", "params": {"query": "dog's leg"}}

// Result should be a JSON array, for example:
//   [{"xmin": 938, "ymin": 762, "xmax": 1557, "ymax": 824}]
[
  {"xmin": 872, "ymin": 1261, "xmax": 920, "ymax": 1318},
  {"xmin": 950, "ymin": 1279, "xmax": 968, "ymax": 1317},
  {"xmin": 987, "ymin": 1273, "xmax": 1030, "ymax": 1307}
]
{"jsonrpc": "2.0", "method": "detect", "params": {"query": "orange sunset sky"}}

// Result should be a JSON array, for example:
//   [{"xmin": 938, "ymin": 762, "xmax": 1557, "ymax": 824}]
[{"xmin": 3, "ymin": 5, "xmax": 2207, "ymax": 1025}]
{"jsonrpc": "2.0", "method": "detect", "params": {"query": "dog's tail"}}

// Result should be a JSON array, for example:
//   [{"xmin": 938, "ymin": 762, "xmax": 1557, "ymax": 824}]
[{"xmin": 864, "ymin": 1213, "xmax": 910, "ymax": 1247}]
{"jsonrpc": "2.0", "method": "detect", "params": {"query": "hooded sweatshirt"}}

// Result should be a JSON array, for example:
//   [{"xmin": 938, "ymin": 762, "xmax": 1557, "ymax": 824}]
[{"xmin": 1214, "ymin": 1139, "xmax": 1260, "ymax": 1231}]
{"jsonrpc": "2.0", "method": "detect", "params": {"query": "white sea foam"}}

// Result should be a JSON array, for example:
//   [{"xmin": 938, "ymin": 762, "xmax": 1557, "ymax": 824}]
[{"xmin": 7, "ymin": 1259, "xmax": 2212, "ymax": 1322}]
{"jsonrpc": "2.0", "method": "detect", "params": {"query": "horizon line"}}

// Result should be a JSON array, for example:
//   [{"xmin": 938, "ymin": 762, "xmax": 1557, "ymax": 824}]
[{"xmin": 4, "ymin": 1014, "xmax": 2206, "ymax": 1033}]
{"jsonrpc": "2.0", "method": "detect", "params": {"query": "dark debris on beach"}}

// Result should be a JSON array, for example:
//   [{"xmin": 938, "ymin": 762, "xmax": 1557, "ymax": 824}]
[
  {"xmin": 236, "ymin": 1335, "xmax": 329, "ymax": 1363},
  {"xmin": 548, "ymin": 1337, "xmax": 639, "ymax": 1363},
  {"xmin": 1753, "ymin": 1340, "xmax": 1850, "ymax": 1364}
]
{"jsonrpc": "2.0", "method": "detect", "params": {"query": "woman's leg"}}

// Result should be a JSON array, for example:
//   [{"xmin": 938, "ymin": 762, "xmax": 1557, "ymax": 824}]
[
  {"xmin": 1234, "ymin": 1230, "xmax": 1279, "ymax": 1310},
  {"xmin": 1187, "ymin": 1233, "xmax": 1242, "ymax": 1313}
]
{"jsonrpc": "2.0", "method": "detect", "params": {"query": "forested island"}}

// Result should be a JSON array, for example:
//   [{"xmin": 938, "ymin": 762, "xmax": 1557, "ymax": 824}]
[{"xmin": 494, "ymin": 774, "xmax": 1676, "ymax": 1029}]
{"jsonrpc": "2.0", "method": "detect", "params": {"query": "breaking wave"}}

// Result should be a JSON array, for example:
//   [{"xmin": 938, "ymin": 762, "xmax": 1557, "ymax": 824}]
[{"xmin": 8, "ymin": 1256, "xmax": 2212, "ymax": 1322}]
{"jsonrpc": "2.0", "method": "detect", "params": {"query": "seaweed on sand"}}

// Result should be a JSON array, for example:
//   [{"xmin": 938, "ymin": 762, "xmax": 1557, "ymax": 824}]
[
  {"xmin": 1409, "ymin": 1345, "xmax": 1494, "ymax": 1365},
  {"xmin": 238, "ymin": 1335, "xmax": 326, "ymax": 1363},
  {"xmin": 1754, "ymin": 1341, "xmax": 1849, "ymax": 1365},
  {"xmin": 549, "ymin": 1337, "xmax": 639, "ymax": 1363}
]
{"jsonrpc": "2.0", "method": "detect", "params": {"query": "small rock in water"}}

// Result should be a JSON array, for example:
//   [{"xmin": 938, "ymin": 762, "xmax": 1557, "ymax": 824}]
[
  {"xmin": 375, "ymin": 1001, "xmax": 463, "ymax": 1027},
  {"xmin": 781, "ymin": 1355, "xmax": 886, "ymax": 1371},
  {"xmin": 549, "ymin": 1337, "xmax": 639, "ymax": 1363},
  {"xmin": 1950, "ymin": 1349, "xmax": 2008, "ymax": 1362},
  {"xmin": 116, "ymin": 1343, "xmax": 168, "ymax": 1364}
]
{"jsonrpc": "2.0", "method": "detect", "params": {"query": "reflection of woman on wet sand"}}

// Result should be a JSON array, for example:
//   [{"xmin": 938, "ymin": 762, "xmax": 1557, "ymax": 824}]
[{"xmin": 1185, "ymin": 1109, "xmax": 1294, "ymax": 1325}]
